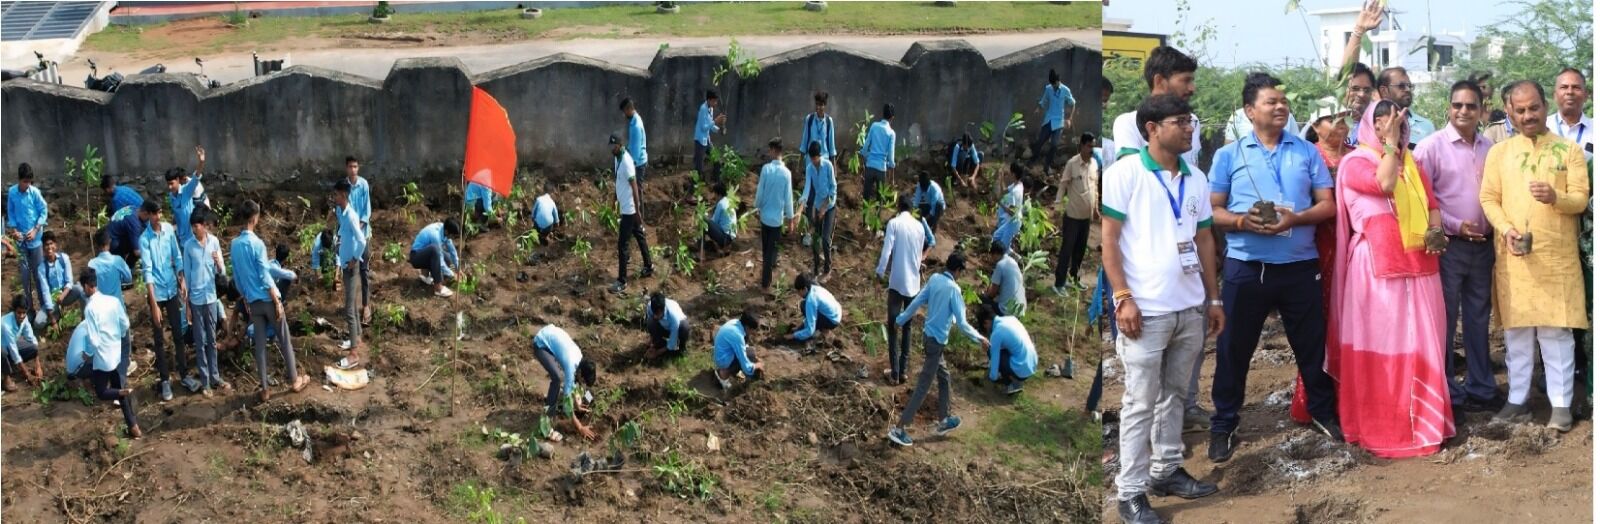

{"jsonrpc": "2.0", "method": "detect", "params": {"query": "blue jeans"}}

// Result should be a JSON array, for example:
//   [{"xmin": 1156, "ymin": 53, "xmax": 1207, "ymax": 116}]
[
  {"xmin": 1031, "ymin": 124, "xmax": 1062, "ymax": 169},
  {"xmin": 190, "ymin": 300, "xmax": 220, "ymax": 387},
  {"xmin": 1440, "ymin": 238, "xmax": 1497, "ymax": 404}
]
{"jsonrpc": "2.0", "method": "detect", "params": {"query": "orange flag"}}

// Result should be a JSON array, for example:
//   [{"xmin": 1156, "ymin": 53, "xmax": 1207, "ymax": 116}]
[{"xmin": 463, "ymin": 86, "xmax": 517, "ymax": 197}]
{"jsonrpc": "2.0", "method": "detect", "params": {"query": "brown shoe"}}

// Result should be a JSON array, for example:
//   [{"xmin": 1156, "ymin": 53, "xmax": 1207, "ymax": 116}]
[
  {"xmin": 129, "ymin": 425, "xmax": 143, "ymax": 439},
  {"xmin": 258, "ymin": 389, "xmax": 272, "ymax": 402}
]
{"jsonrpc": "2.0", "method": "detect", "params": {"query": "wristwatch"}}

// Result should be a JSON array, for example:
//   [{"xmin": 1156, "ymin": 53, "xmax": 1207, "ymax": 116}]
[{"xmin": 1207, "ymin": 299, "xmax": 1224, "ymax": 307}]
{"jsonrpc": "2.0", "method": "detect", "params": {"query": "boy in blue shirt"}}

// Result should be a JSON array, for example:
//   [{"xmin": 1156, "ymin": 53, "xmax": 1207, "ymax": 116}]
[
  {"xmin": 754, "ymin": 138, "xmax": 797, "ymax": 289},
  {"xmin": 181, "ymin": 210, "xmax": 229, "ymax": 396},
  {"xmin": 992, "ymin": 163, "xmax": 1027, "ymax": 251},
  {"xmin": 3, "ymin": 294, "xmax": 41, "ymax": 391},
  {"xmin": 532, "ymin": 182, "xmax": 560, "ymax": 245},
  {"xmin": 232, "ymin": 200, "xmax": 308, "ymax": 398},
  {"xmin": 102, "ymin": 176, "xmax": 144, "ymax": 216},
  {"xmin": 644, "ymin": 292, "xmax": 691, "ymax": 360},
  {"xmin": 341, "ymin": 156, "xmax": 373, "ymax": 326},
  {"xmin": 138, "ymin": 202, "xmax": 191, "ymax": 399},
  {"xmin": 7, "ymin": 163, "xmax": 49, "ymax": 320},
  {"xmin": 693, "ymin": 90, "xmax": 726, "ymax": 177},
  {"xmin": 39, "ymin": 232, "xmax": 85, "ymax": 325},
  {"xmin": 713, "ymin": 311, "xmax": 766, "ymax": 390},
  {"xmin": 979, "ymin": 308, "xmax": 1038, "ymax": 396},
  {"xmin": 860, "ymin": 104, "xmax": 897, "ymax": 201},
  {"xmin": 704, "ymin": 182, "xmax": 737, "ymax": 255},
  {"xmin": 1031, "ymin": 68, "xmax": 1076, "ymax": 174},
  {"xmin": 532, "ymin": 325, "xmax": 599, "ymax": 440},
  {"xmin": 801, "ymin": 91, "xmax": 836, "ymax": 162},
  {"xmin": 890, "ymin": 251, "xmax": 989, "ymax": 447},
  {"xmin": 409, "ymin": 219, "xmax": 461, "ymax": 298},
  {"xmin": 789, "ymin": 273, "xmax": 841, "ymax": 351},
  {"xmin": 950, "ymin": 133, "xmax": 983, "ymax": 189},
  {"xmin": 332, "ymin": 180, "xmax": 369, "ymax": 354},
  {"xmin": 799, "ymin": 141, "xmax": 838, "ymax": 276},
  {"xmin": 914, "ymin": 170, "xmax": 947, "ymax": 235},
  {"xmin": 465, "ymin": 181, "xmax": 496, "ymax": 224}
]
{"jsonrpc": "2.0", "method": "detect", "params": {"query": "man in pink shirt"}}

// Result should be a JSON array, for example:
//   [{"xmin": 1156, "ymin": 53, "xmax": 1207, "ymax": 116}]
[{"xmin": 1414, "ymin": 80, "xmax": 1499, "ymax": 415}]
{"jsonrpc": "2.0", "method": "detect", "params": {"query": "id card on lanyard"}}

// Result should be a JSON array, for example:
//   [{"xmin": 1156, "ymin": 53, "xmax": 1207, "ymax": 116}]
[
  {"xmin": 1249, "ymin": 133, "xmax": 1294, "ymax": 238},
  {"xmin": 1152, "ymin": 168, "xmax": 1202, "ymax": 274}
]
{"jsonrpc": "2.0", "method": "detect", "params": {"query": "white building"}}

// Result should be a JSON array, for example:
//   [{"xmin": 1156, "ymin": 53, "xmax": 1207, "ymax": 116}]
[{"xmin": 1308, "ymin": 6, "xmax": 1472, "ymax": 84}]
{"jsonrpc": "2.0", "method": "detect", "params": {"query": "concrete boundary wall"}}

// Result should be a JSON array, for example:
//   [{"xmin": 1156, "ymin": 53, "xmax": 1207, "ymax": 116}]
[{"xmin": 3, "ymin": 38, "xmax": 1100, "ymax": 192}]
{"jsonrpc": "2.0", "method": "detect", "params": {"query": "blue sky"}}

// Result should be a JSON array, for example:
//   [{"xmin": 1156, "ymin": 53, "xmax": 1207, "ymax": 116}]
[{"xmin": 1106, "ymin": 0, "xmax": 1526, "ymax": 67}]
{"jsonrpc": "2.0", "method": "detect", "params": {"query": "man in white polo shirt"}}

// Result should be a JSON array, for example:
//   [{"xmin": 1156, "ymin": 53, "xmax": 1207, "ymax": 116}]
[
  {"xmin": 1111, "ymin": 45, "xmax": 1202, "ymax": 168},
  {"xmin": 1548, "ymin": 68, "xmax": 1592, "ymax": 160},
  {"xmin": 1103, "ymin": 94, "xmax": 1225, "ymax": 524}
]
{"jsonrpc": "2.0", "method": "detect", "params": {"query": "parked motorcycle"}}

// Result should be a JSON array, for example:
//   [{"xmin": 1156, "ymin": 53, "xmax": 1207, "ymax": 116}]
[
  {"xmin": 1, "ymin": 51, "xmax": 60, "ymax": 83},
  {"xmin": 84, "ymin": 58, "xmax": 123, "ymax": 92}
]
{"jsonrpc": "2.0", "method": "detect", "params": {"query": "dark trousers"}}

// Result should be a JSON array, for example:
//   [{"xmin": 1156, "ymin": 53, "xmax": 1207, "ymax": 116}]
[
  {"xmin": 1440, "ymin": 239, "xmax": 1498, "ymax": 404},
  {"xmin": 705, "ymin": 227, "xmax": 733, "ymax": 250},
  {"xmin": 693, "ymin": 141, "xmax": 709, "ymax": 178},
  {"xmin": 3, "ymin": 341, "xmax": 37, "ymax": 376},
  {"xmin": 617, "ymin": 213, "xmax": 651, "ymax": 284},
  {"xmin": 648, "ymin": 320, "xmax": 692, "ymax": 353},
  {"xmin": 919, "ymin": 204, "xmax": 943, "ymax": 235},
  {"xmin": 536, "ymin": 225, "xmax": 554, "ymax": 246},
  {"xmin": 863, "ymin": 168, "xmax": 886, "ymax": 203},
  {"xmin": 248, "ymin": 300, "xmax": 297, "ymax": 389},
  {"xmin": 19, "ymin": 245, "xmax": 44, "ymax": 316},
  {"xmin": 887, "ymin": 289, "xmax": 915, "ymax": 381},
  {"xmin": 898, "ymin": 335, "xmax": 951, "ymax": 426},
  {"xmin": 534, "ymin": 344, "xmax": 565, "ymax": 414},
  {"xmin": 995, "ymin": 347, "xmax": 1025, "ymax": 384},
  {"xmin": 1055, "ymin": 216, "xmax": 1091, "ymax": 288},
  {"xmin": 1210, "ymin": 258, "xmax": 1336, "ymax": 434},
  {"xmin": 409, "ymin": 246, "xmax": 445, "ymax": 284},
  {"xmin": 1086, "ymin": 361, "xmax": 1104, "ymax": 413},
  {"xmin": 810, "ymin": 206, "xmax": 835, "ymax": 275},
  {"xmin": 1030, "ymin": 125, "xmax": 1062, "ymax": 169},
  {"xmin": 91, "ymin": 368, "xmax": 138, "ymax": 431},
  {"xmin": 151, "ymin": 297, "xmax": 188, "ymax": 383},
  {"xmin": 760, "ymin": 224, "xmax": 781, "ymax": 289}
]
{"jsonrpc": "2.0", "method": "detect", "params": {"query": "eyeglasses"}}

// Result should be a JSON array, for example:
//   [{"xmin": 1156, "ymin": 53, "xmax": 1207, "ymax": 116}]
[
  {"xmin": 1347, "ymin": 86, "xmax": 1374, "ymax": 95},
  {"xmin": 1384, "ymin": 82, "xmax": 1415, "ymax": 91},
  {"xmin": 1450, "ymin": 102, "xmax": 1480, "ymax": 110},
  {"xmin": 1159, "ymin": 117, "xmax": 1197, "ymax": 129}
]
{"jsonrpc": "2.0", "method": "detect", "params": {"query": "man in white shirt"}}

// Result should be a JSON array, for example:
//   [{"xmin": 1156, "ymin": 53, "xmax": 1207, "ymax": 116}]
[
  {"xmin": 610, "ymin": 134, "xmax": 653, "ymax": 293},
  {"xmin": 1112, "ymin": 46, "xmax": 1201, "ymax": 167},
  {"xmin": 80, "ymin": 269, "xmax": 142, "ymax": 438},
  {"xmin": 876, "ymin": 197, "xmax": 929, "ymax": 386},
  {"xmin": 1547, "ymin": 67, "xmax": 1592, "ymax": 160},
  {"xmin": 1104, "ymin": 94, "xmax": 1225, "ymax": 524}
]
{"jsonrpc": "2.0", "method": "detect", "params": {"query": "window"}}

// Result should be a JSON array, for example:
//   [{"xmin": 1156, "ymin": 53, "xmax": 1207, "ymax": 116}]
[
  {"xmin": 1381, "ymin": 48, "xmax": 1391, "ymax": 67},
  {"xmin": 1432, "ymin": 44, "xmax": 1454, "ymax": 66}
]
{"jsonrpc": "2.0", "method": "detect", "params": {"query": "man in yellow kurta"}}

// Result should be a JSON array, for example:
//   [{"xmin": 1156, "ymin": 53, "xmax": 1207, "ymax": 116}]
[{"xmin": 1479, "ymin": 80, "xmax": 1590, "ymax": 432}]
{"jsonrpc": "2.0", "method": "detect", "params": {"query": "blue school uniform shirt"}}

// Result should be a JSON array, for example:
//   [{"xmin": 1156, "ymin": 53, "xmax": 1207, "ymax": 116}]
[
  {"xmin": 231, "ymin": 230, "xmax": 279, "ymax": 304},
  {"xmin": 1208, "ymin": 131, "xmax": 1332, "ymax": 264},
  {"xmin": 799, "ymin": 158, "xmax": 837, "ymax": 212},
  {"xmin": 410, "ymin": 222, "xmax": 461, "ymax": 278},
  {"xmin": 107, "ymin": 207, "xmax": 143, "ymax": 255},
  {"xmin": 3, "ymin": 312, "xmax": 36, "ymax": 365},
  {"xmin": 533, "ymin": 194, "xmax": 559, "ymax": 230},
  {"xmin": 862, "ymin": 120, "xmax": 897, "ymax": 172},
  {"xmin": 646, "ymin": 298, "xmax": 688, "ymax": 351},
  {"xmin": 348, "ymin": 176, "xmax": 372, "ymax": 239},
  {"xmin": 533, "ymin": 325, "xmax": 582, "ymax": 398},
  {"xmin": 5, "ymin": 184, "xmax": 48, "ymax": 249},
  {"xmin": 694, "ymin": 102, "xmax": 719, "ymax": 147},
  {"xmin": 992, "ymin": 182, "xmax": 1024, "ymax": 247},
  {"xmin": 170, "ymin": 173, "xmax": 205, "ymax": 245},
  {"xmin": 88, "ymin": 251, "xmax": 133, "ymax": 304},
  {"xmin": 755, "ymin": 160, "xmax": 794, "ymax": 228},
  {"xmin": 987, "ymin": 315, "xmax": 1038, "ymax": 381},
  {"xmin": 335, "ymin": 202, "xmax": 367, "ymax": 267},
  {"xmin": 950, "ymin": 143, "xmax": 982, "ymax": 170},
  {"xmin": 1039, "ymin": 82, "xmax": 1075, "ymax": 131},
  {"xmin": 713, "ymin": 319, "xmax": 757, "ymax": 377},
  {"xmin": 895, "ymin": 272, "xmax": 984, "ymax": 345},
  {"xmin": 465, "ymin": 182, "xmax": 495, "ymax": 213},
  {"xmin": 139, "ymin": 222, "xmax": 182, "ymax": 302},
  {"xmin": 42, "ymin": 252, "xmax": 72, "ymax": 295},
  {"xmin": 181, "ymin": 235, "xmax": 224, "ymax": 305},
  {"xmin": 628, "ymin": 113, "xmax": 649, "ymax": 167},
  {"xmin": 108, "ymin": 185, "xmax": 143, "ymax": 215},
  {"xmin": 711, "ymin": 196, "xmax": 736, "ymax": 239},
  {"xmin": 793, "ymin": 285, "xmax": 842, "ymax": 341},
  {"xmin": 801, "ymin": 112, "xmax": 837, "ymax": 159},
  {"xmin": 914, "ymin": 180, "xmax": 946, "ymax": 216}
]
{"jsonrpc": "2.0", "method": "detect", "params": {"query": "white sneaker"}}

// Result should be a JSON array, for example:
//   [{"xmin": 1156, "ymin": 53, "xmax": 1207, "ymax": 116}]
[
  {"xmin": 340, "ymin": 340, "xmax": 353, "ymax": 350},
  {"xmin": 435, "ymin": 287, "xmax": 454, "ymax": 298},
  {"xmin": 714, "ymin": 371, "xmax": 733, "ymax": 390},
  {"xmin": 419, "ymin": 273, "xmax": 434, "ymax": 286},
  {"xmin": 127, "ymin": 361, "xmax": 138, "ymax": 374}
]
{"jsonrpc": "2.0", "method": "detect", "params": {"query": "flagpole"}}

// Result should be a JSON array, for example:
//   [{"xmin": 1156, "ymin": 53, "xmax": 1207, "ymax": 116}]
[{"xmin": 451, "ymin": 166, "xmax": 463, "ymax": 418}]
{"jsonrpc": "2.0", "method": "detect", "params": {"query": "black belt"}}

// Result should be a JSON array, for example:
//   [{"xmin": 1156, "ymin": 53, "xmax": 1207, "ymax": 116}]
[{"xmin": 1446, "ymin": 234, "xmax": 1488, "ymax": 243}]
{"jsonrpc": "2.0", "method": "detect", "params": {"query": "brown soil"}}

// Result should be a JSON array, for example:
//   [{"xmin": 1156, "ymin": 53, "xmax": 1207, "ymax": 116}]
[
  {"xmin": 1, "ymin": 162, "xmax": 1098, "ymax": 522},
  {"xmin": 1099, "ymin": 317, "xmax": 1593, "ymax": 523}
]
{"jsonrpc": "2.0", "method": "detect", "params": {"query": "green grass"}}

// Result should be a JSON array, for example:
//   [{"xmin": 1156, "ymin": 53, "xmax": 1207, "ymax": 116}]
[
  {"xmin": 968, "ymin": 395, "xmax": 1097, "ymax": 480},
  {"xmin": 86, "ymin": 2, "xmax": 1095, "ymax": 55}
]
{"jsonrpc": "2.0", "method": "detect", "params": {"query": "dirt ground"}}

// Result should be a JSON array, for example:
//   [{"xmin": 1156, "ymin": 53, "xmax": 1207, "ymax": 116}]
[
  {"xmin": 1097, "ymin": 296, "xmax": 1594, "ymax": 523},
  {"xmin": 1, "ymin": 159, "xmax": 1100, "ymax": 522}
]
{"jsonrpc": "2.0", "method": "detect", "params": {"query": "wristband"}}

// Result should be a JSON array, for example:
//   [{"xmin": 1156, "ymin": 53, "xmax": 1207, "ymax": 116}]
[{"xmin": 1235, "ymin": 215, "xmax": 1246, "ymax": 230}]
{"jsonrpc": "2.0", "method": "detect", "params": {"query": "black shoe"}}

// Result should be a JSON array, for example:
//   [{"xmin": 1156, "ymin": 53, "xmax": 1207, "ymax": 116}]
[
  {"xmin": 639, "ymin": 267, "xmax": 655, "ymax": 278},
  {"xmin": 1313, "ymin": 418, "xmax": 1345, "ymax": 442},
  {"xmin": 1117, "ymin": 494, "xmax": 1161, "ymax": 524},
  {"xmin": 1149, "ymin": 467, "xmax": 1217, "ymax": 499},
  {"xmin": 1207, "ymin": 431, "xmax": 1235, "ymax": 463},
  {"xmin": 1460, "ymin": 396, "xmax": 1498, "ymax": 413}
]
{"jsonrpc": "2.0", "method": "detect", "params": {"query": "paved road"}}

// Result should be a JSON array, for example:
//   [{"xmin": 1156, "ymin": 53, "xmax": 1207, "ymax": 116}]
[{"xmin": 58, "ymin": 30, "xmax": 1097, "ymax": 86}]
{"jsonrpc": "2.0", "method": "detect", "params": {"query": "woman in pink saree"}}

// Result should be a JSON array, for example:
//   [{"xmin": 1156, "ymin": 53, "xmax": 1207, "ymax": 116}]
[{"xmin": 1327, "ymin": 99, "xmax": 1455, "ymax": 458}]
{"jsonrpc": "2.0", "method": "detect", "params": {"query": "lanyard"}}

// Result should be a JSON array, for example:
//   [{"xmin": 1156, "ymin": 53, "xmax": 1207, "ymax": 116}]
[
  {"xmin": 1250, "ymin": 131, "xmax": 1287, "ymax": 201},
  {"xmin": 1150, "ymin": 167, "xmax": 1186, "ymax": 224}
]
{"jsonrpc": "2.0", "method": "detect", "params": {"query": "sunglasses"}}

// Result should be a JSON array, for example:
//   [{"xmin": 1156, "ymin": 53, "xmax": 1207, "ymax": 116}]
[{"xmin": 1450, "ymin": 102, "xmax": 1480, "ymax": 110}]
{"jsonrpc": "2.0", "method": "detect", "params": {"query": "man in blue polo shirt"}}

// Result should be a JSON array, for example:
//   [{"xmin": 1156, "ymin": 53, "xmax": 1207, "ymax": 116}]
[
  {"xmin": 860, "ymin": 104, "xmax": 897, "ymax": 202},
  {"xmin": 1032, "ymin": 68, "xmax": 1076, "ymax": 174},
  {"xmin": 1207, "ymin": 73, "xmax": 1341, "ymax": 463},
  {"xmin": 694, "ymin": 90, "xmax": 725, "ymax": 177}
]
